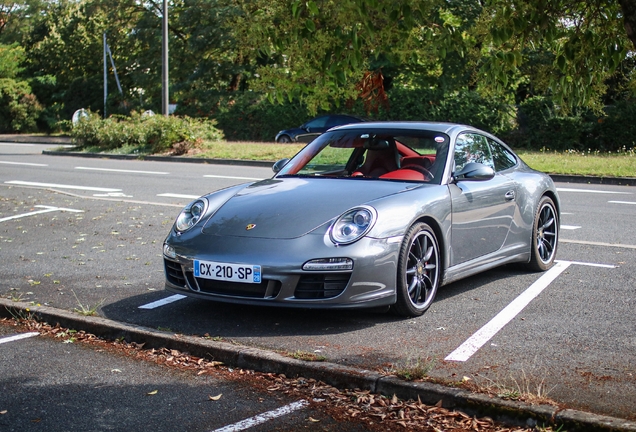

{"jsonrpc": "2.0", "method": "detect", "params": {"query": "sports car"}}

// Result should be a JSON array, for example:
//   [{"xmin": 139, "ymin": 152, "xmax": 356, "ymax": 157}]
[{"xmin": 163, "ymin": 122, "xmax": 560, "ymax": 317}]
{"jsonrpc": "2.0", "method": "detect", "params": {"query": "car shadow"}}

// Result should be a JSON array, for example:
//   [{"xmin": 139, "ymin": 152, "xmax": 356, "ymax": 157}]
[
  {"xmin": 100, "ymin": 290, "xmax": 401, "ymax": 338},
  {"xmin": 101, "ymin": 265, "xmax": 530, "ymax": 339},
  {"xmin": 435, "ymin": 264, "xmax": 532, "ymax": 302}
]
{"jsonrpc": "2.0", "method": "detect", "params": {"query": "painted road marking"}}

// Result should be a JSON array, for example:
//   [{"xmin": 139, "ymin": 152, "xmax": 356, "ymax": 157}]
[
  {"xmin": 0, "ymin": 332, "xmax": 39, "ymax": 345},
  {"xmin": 556, "ymin": 259, "xmax": 617, "ymax": 268},
  {"xmin": 556, "ymin": 187, "xmax": 631, "ymax": 194},
  {"xmin": 93, "ymin": 192, "xmax": 133, "ymax": 198},
  {"xmin": 608, "ymin": 200, "xmax": 636, "ymax": 205},
  {"xmin": 561, "ymin": 225, "xmax": 581, "ymax": 230},
  {"xmin": 445, "ymin": 261, "xmax": 572, "ymax": 362},
  {"xmin": 0, "ymin": 205, "xmax": 84, "ymax": 223},
  {"xmin": 157, "ymin": 193, "xmax": 200, "ymax": 199},
  {"xmin": 559, "ymin": 239, "xmax": 636, "ymax": 250},
  {"xmin": 138, "ymin": 294, "xmax": 187, "ymax": 309},
  {"xmin": 211, "ymin": 400, "xmax": 309, "ymax": 432},
  {"xmin": 75, "ymin": 167, "xmax": 169, "ymax": 175},
  {"xmin": 0, "ymin": 161, "xmax": 48, "ymax": 167},
  {"xmin": 204, "ymin": 174, "xmax": 263, "ymax": 181},
  {"xmin": 5, "ymin": 180, "xmax": 121, "ymax": 192}
]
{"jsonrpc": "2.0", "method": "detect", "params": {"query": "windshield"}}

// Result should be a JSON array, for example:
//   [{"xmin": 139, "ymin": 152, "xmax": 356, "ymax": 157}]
[{"xmin": 276, "ymin": 129, "xmax": 449, "ymax": 184}]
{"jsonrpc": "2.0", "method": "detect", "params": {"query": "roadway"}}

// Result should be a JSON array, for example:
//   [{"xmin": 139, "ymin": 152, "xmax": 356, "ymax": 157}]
[{"xmin": 1, "ymin": 141, "xmax": 635, "ymax": 425}]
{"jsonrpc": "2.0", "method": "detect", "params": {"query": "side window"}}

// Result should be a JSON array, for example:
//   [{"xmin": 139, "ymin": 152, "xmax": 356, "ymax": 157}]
[
  {"xmin": 304, "ymin": 116, "xmax": 328, "ymax": 130},
  {"xmin": 488, "ymin": 138, "xmax": 517, "ymax": 172},
  {"xmin": 326, "ymin": 116, "xmax": 347, "ymax": 128},
  {"xmin": 454, "ymin": 133, "xmax": 494, "ymax": 172}
]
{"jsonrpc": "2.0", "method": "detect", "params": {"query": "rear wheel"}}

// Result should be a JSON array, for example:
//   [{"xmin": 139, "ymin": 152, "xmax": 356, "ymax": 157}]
[
  {"xmin": 527, "ymin": 196, "xmax": 559, "ymax": 271},
  {"xmin": 392, "ymin": 222, "xmax": 440, "ymax": 317}
]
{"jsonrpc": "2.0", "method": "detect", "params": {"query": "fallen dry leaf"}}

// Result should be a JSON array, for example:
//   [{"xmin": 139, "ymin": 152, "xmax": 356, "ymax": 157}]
[
  {"xmin": 0, "ymin": 410, "xmax": 7, "ymax": 415},
  {"xmin": 147, "ymin": 390, "xmax": 158, "ymax": 395},
  {"xmin": 208, "ymin": 394, "xmax": 222, "ymax": 401},
  {"xmin": 308, "ymin": 417, "xmax": 320, "ymax": 422}
]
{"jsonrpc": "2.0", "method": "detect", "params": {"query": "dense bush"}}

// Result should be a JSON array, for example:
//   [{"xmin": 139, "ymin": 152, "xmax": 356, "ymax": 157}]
[
  {"xmin": 50, "ymin": 86, "xmax": 636, "ymax": 154},
  {"xmin": 0, "ymin": 78, "xmax": 43, "ymax": 133},
  {"xmin": 505, "ymin": 96, "xmax": 636, "ymax": 152},
  {"xmin": 177, "ymin": 88, "xmax": 516, "ymax": 142},
  {"xmin": 70, "ymin": 111, "xmax": 224, "ymax": 154},
  {"xmin": 586, "ymin": 99, "xmax": 636, "ymax": 151},
  {"xmin": 376, "ymin": 88, "xmax": 515, "ymax": 136},
  {"xmin": 177, "ymin": 91, "xmax": 311, "ymax": 142}
]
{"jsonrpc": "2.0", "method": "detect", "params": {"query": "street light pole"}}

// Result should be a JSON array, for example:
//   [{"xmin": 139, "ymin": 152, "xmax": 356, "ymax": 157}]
[
  {"xmin": 104, "ymin": 33, "xmax": 108, "ymax": 118},
  {"xmin": 162, "ymin": 0, "xmax": 169, "ymax": 116}
]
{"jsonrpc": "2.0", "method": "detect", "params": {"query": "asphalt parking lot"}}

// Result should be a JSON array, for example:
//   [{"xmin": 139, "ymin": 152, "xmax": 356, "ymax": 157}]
[{"xmin": 1, "ymin": 141, "xmax": 635, "ymax": 429}]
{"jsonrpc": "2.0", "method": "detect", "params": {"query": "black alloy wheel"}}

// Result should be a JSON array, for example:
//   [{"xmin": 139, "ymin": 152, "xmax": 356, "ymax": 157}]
[
  {"xmin": 527, "ymin": 196, "xmax": 559, "ymax": 271},
  {"xmin": 393, "ymin": 222, "xmax": 440, "ymax": 317}
]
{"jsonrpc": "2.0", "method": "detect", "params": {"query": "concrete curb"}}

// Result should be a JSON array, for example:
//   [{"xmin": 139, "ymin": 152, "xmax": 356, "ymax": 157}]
[
  {"xmin": 39, "ymin": 149, "xmax": 636, "ymax": 186},
  {"xmin": 2, "ymin": 299, "xmax": 634, "ymax": 431},
  {"xmin": 0, "ymin": 135, "xmax": 72, "ymax": 145},
  {"xmin": 41, "ymin": 150, "xmax": 275, "ymax": 168}
]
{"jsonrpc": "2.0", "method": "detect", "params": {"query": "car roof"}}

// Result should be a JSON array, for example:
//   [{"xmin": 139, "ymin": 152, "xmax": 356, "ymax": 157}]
[{"xmin": 331, "ymin": 121, "xmax": 483, "ymax": 136}]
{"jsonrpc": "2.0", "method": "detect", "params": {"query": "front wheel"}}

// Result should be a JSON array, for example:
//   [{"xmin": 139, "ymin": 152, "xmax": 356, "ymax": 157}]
[
  {"xmin": 527, "ymin": 196, "xmax": 559, "ymax": 271},
  {"xmin": 276, "ymin": 135, "xmax": 292, "ymax": 143},
  {"xmin": 392, "ymin": 222, "xmax": 441, "ymax": 317}
]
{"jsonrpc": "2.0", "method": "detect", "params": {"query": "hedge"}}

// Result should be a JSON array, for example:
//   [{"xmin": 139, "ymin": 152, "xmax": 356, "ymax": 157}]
[{"xmin": 70, "ymin": 111, "xmax": 224, "ymax": 154}]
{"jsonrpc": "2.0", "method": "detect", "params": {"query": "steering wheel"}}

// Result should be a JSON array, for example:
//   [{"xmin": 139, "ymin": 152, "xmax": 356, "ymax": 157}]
[{"xmin": 401, "ymin": 164, "xmax": 434, "ymax": 181}]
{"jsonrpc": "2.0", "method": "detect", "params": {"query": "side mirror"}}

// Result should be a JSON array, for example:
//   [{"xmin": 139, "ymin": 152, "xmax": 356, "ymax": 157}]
[
  {"xmin": 272, "ymin": 158, "xmax": 290, "ymax": 173},
  {"xmin": 453, "ymin": 162, "xmax": 495, "ymax": 182}
]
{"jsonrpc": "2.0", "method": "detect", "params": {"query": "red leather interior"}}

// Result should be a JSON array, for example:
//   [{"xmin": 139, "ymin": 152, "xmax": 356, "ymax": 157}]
[
  {"xmin": 401, "ymin": 155, "xmax": 435, "ymax": 169},
  {"xmin": 379, "ymin": 168, "xmax": 429, "ymax": 181}
]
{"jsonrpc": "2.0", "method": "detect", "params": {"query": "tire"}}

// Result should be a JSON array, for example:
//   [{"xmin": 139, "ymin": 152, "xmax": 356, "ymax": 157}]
[
  {"xmin": 392, "ymin": 222, "xmax": 441, "ymax": 317},
  {"xmin": 276, "ymin": 135, "xmax": 292, "ymax": 143},
  {"xmin": 527, "ymin": 196, "xmax": 559, "ymax": 271}
]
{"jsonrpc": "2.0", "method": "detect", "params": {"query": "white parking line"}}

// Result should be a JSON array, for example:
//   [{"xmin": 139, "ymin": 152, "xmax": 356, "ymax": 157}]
[
  {"xmin": 559, "ymin": 239, "xmax": 636, "ymax": 249},
  {"xmin": 5, "ymin": 180, "xmax": 121, "ymax": 192},
  {"xmin": 0, "ymin": 161, "xmax": 48, "ymax": 167},
  {"xmin": 75, "ymin": 167, "xmax": 169, "ymax": 175},
  {"xmin": 157, "ymin": 193, "xmax": 200, "ymax": 199},
  {"xmin": 203, "ymin": 175, "xmax": 263, "ymax": 181},
  {"xmin": 608, "ymin": 200, "xmax": 636, "ymax": 205},
  {"xmin": 211, "ymin": 400, "xmax": 309, "ymax": 432},
  {"xmin": 0, "ymin": 205, "xmax": 84, "ymax": 223},
  {"xmin": 138, "ymin": 294, "xmax": 187, "ymax": 309},
  {"xmin": 445, "ymin": 261, "xmax": 572, "ymax": 362},
  {"xmin": 556, "ymin": 187, "xmax": 631, "ymax": 194},
  {"xmin": 0, "ymin": 332, "xmax": 39, "ymax": 345},
  {"xmin": 561, "ymin": 225, "xmax": 581, "ymax": 230},
  {"xmin": 556, "ymin": 259, "xmax": 617, "ymax": 268}
]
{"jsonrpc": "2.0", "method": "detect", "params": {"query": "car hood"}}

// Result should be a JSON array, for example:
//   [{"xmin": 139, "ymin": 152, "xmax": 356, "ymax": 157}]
[{"xmin": 201, "ymin": 177, "xmax": 419, "ymax": 239}]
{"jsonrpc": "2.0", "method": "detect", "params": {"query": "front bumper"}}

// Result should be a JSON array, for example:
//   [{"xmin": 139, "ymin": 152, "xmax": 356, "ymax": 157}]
[{"xmin": 163, "ymin": 233, "xmax": 401, "ymax": 309}]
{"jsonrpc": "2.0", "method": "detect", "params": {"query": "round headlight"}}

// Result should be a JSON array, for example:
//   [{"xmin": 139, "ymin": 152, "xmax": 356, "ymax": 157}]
[
  {"xmin": 175, "ymin": 198, "xmax": 208, "ymax": 232},
  {"xmin": 330, "ymin": 207, "xmax": 376, "ymax": 245}
]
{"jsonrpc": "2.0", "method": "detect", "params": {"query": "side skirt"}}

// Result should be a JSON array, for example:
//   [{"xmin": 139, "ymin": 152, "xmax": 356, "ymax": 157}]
[{"xmin": 441, "ymin": 247, "xmax": 530, "ymax": 286}]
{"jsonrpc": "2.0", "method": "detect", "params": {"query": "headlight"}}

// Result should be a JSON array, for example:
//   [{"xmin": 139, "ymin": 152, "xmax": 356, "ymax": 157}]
[
  {"xmin": 329, "ymin": 206, "xmax": 376, "ymax": 245},
  {"xmin": 175, "ymin": 198, "xmax": 208, "ymax": 232}
]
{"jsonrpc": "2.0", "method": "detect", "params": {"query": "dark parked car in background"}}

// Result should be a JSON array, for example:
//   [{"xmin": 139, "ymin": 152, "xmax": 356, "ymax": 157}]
[{"xmin": 275, "ymin": 114, "xmax": 364, "ymax": 143}]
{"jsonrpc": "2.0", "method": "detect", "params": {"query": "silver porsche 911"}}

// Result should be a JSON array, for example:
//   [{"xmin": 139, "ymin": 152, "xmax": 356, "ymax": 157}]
[{"xmin": 163, "ymin": 122, "xmax": 560, "ymax": 317}]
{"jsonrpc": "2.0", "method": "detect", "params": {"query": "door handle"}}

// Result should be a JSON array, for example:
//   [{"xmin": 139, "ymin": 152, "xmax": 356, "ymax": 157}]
[{"xmin": 505, "ymin": 190, "xmax": 516, "ymax": 201}]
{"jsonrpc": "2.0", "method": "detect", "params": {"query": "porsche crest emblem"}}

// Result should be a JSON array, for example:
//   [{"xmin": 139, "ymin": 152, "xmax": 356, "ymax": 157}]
[{"xmin": 246, "ymin": 224, "xmax": 256, "ymax": 231}]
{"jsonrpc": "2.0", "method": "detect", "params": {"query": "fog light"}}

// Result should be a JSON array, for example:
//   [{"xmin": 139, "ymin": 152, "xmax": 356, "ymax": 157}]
[
  {"xmin": 163, "ymin": 244, "xmax": 176, "ymax": 259},
  {"xmin": 302, "ymin": 258, "xmax": 353, "ymax": 271}
]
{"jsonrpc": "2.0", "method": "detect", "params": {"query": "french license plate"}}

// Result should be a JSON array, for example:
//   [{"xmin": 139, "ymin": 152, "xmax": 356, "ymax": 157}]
[{"xmin": 194, "ymin": 260, "xmax": 262, "ymax": 284}]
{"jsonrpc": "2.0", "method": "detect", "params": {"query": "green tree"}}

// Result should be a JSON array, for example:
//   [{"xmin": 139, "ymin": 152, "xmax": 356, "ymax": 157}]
[
  {"xmin": 477, "ymin": 0, "xmax": 633, "ymax": 111},
  {"xmin": 0, "ymin": 43, "xmax": 42, "ymax": 132},
  {"xmin": 233, "ymin": 0, "xmax": 635, "ymax": 114},
  {"xmin": 233, "ymin": 0, "xmax": 464, "ymax": 113}
]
